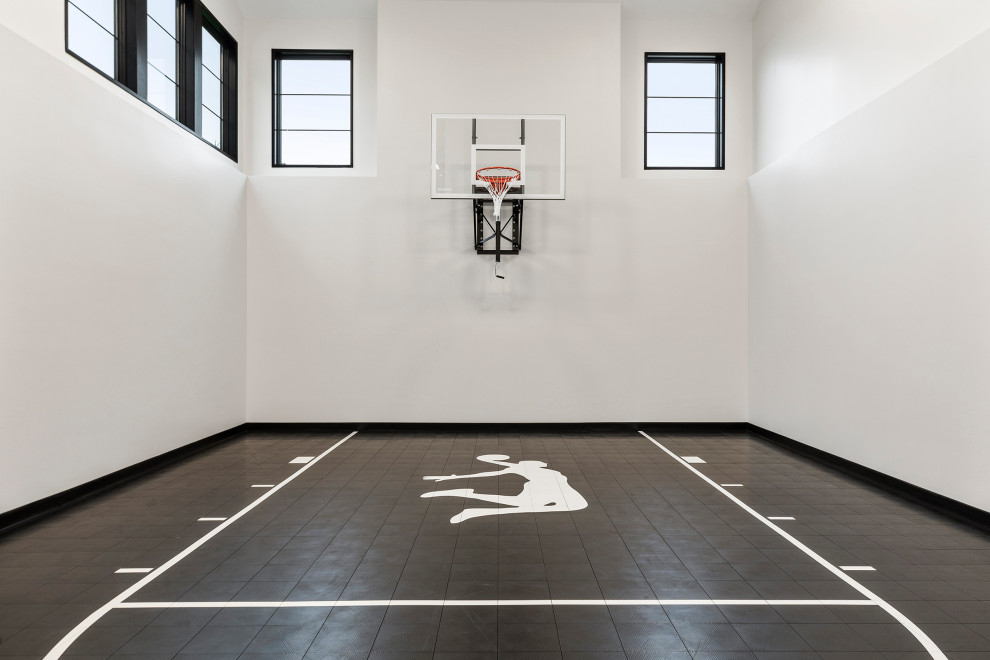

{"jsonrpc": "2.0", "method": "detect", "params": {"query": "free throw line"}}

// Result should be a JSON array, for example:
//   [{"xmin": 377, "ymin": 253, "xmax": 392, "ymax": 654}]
[
  {"xmin": 638, "ymin": 430, "xmax": 947, "ymax": 660},
  {"xmin": 43, "ymin": 431, "xmax": 358, "ymax": 660}
]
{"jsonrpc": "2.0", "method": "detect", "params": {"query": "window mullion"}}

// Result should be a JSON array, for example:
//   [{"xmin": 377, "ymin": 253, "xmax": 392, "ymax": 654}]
[
  {"xmin": 119, "ymin": 0, "xmax": 147, "ymax": 95},
  {"xmin": 223, "ymin": 41, "xmax": 238, "ymax": 158},
  {"xmin": 176, "ymin": 0, "xmax": 200, "ymax": 132}
]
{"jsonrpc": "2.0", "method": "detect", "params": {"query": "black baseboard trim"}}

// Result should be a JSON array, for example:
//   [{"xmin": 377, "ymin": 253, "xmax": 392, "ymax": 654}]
[
  {"xmin": 0, "ymin": 424, "xmax": 248, "ymax": 538},
  {"xmin": 246, "ymin": 422, "xmax": 751, "ymax": 434},
  {"xmin": 747, "ymin": 423, "xmax": 990, "ymax": 535}
]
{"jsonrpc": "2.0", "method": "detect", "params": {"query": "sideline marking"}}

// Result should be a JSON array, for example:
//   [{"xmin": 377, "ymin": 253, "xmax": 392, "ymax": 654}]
[
  {"xmin": 767, "ymin": 516, "xmax": 795, "ymax": 520},
  {"xmin": 841, "ymin": 566, "xmax": 876, "ymax": 571},
  {"xmin": 114, "ymin": 568, "xmax": 153, "ymax": 574},
  {"xmin": 197, "ymin": 517, "xmax": 226, "ymax": 521},
  {"xmin": 682, "ymin": 456, "xmax": 706, "ymax": 463},
  {"xmin": 639, "ymin": 431, "xmax": 948, "ymax": 660},
  {"xmin": 251, "ymin": 484, "xmax": 274, "ymax": 488},
  {"xmin": 116, "ymin": 598, "xmax": 876, "ymax": 609},
  {"xmin": 721, "ymin": 483, "xmax": 744, "ymax": 487},
  {"xmin": 42, "ymin": 431, "xmax": 358, "ymax": 660},
  {"xmin": 289, "ymin": 456, "xmax": 314, "ymax": 464}
]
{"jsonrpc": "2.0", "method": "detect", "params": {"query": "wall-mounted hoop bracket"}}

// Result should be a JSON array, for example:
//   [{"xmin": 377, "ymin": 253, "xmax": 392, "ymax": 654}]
[{"xmin": 474, "ymin": 198, "xmax": 524, "ymax": 256}]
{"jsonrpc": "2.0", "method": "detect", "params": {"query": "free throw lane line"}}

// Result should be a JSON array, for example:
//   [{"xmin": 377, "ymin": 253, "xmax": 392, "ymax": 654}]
[
  {"xmin": 43, "ymin": 430, "xmax": 358, "ymax": 660},
  {"xmin": 638, "ymin": 431, "xmax": 947, "ymax": 660}
]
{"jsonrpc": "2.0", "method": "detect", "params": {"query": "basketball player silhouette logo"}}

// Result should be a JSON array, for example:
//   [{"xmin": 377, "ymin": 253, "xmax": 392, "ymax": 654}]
[{"xmin": 421, "ymin": 454, "xmax": 589, "ymax": 523}]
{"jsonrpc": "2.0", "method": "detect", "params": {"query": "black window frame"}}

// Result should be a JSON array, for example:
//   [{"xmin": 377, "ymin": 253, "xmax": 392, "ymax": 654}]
[
  {"xmin": 272, "ymin": 49, "xmax": 354, "ymax": 169},
  {"xmin": 644, "ymin": 52, "xmax": 725, "ymax": 171},
  {"xmin": 64, "ymin": 0, "xmax": 238, "ymax": 161}
]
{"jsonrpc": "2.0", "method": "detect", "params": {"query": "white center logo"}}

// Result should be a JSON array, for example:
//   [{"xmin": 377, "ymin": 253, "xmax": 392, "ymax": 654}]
[{"xmin": 421, "ymin": 454, "xmax": 589, "ymax": 523}]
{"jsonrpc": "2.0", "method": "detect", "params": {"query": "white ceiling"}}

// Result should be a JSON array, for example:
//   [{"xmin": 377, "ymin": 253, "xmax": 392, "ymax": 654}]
[{"xmin": 233, "ymin": 0, "xmax": 762, "ymax": 22}]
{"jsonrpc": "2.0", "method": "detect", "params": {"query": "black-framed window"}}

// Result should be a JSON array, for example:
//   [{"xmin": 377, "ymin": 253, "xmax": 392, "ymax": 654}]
[
  {"xmin": 272, "ymin": 50, "xmax": 353, "ymax": 168},
  {"xmin": 65, "ymin": 0, "xmax": 238, "ymax": 160},
  {"xmin": 645, "ymin": 52, "xmax": 724, "ymax": 170}
]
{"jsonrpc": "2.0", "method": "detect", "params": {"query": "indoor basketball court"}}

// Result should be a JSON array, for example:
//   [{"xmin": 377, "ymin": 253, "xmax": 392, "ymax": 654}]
[{"xmin": 2, "ymin": 0, "xmax": 990, "ymax": 658}]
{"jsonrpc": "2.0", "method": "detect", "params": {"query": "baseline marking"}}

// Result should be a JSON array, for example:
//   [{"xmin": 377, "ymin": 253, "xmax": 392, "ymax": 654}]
[
  {"xmin": 639, "ymin": 430, "xmax": 947, "ymax": 660},
  {"xmin": 116, "ymin": 598, "xmax": 875, "ymax": 608},
  {"xmin": 43, "ymin": 431, "xmax": 358, "ymax": 660}
]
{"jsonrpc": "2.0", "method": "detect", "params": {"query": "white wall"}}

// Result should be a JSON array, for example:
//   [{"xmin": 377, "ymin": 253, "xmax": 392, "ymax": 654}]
[
  {"xmin": 0, "ymin": 18, "xmax": 246, "ymax": 513},
  {"xmin": 749, "ymin": 14, "xmax": 990, "ymax": 510},
  {"xmin": 754, "ymin": 0, "xmax": 990, "ymax": 169},
  {"xmin": 246, "ymin": 0, "xmax": 750, "ymax": 422}
]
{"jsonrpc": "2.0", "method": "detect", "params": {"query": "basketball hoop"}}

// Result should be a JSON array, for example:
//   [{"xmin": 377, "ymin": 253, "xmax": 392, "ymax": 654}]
[{"xmin": 476, "ymin": 167, "xmax": 520, "ymax": 279}]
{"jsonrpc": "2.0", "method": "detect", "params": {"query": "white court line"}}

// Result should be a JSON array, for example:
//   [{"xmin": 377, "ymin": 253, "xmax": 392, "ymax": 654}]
[
  {"xmin": 638, "ymin": 431, "xmax": 947, "ymax": 660},
  {"xmin": 198, "ymin": 517, "xmax": 226, "ymax": 521},
  {"xmin": 114, "ymin": 568, "xmax": 153, "ymax": 574},
  {"xmin": 43, "ymin": 431, "xmax": 358, "ymax": 660},
  {"xmin": 682, "ymin": 456, "xmax": 706, "ymax": 463},
  {"xmin": 289, "ymin": 456, "xmax": 314, "ymax": 464},
  {"xmin": 767, "ymin": 516, "xmax": 795, "ymax": 520},
  {"xmin": 116, "ymin": 598, "xmax": 875, "ymax": 609},
  {"xmin": 841, "ymin": 566, "xmax": 877, "ymax": 571},
  {"xmin": 721, "ymin": 483, "xmax": 744, "ymax": 487},
  {"xmin": 251, "ymin": 484, "xmax": 274, "ymax": 488}
]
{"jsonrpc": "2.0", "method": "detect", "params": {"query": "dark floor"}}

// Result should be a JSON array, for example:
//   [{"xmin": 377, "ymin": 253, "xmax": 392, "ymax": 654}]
[{"xmin": 1, "ymin": 428, "xmax": 989, "ymax": 659}]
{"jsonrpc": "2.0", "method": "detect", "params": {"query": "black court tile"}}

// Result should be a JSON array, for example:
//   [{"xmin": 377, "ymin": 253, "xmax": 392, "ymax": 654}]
[
  {"xmin": 555, "ymin": 621, "xmax": 623, "ymax": 652},
  {"xmin": 370, "ymin": 622, "xmax": 439, "ymax": 653},
  {"xmin": 1, "ymin": 428, "xmax": 989, "ymax": 659},
  {"xmin": 613, "ymin": 621, "xmax": 688, "ymax": 653},
  {"xmin": 435, "ymin": 608, "xmax": 498, "ymax": 652},
  {"xmin": 732, "ymin": 623, "xmax": 813, "ymax": 652},
  {"xmin": 498, "ymin": 622, "xmax": 561, "ymax": 652}
]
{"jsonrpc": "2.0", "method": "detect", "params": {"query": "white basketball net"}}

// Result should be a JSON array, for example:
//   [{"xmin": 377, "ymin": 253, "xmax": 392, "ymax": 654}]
[{"xmin": 476, "ymin": 167, "xmax": 520, "ymax": 223}]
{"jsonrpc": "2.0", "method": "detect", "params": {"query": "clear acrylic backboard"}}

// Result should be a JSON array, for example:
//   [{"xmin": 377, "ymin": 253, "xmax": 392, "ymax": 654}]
[{"xmin": 431, "ymin": 114, "xmax": 565, "ymax": 200}]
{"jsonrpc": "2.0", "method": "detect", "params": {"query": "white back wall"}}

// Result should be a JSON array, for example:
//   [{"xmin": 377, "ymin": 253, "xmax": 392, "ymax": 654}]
[
  {"xmin": 750, "ymin": 13, "xmax": 990, "ymax": 510},
  {"xmin": 246, "ymin": 0, "xmax": 750, "ymax": 422},
  {"xmin": 754, "ymin": 0, "xmax": 990, "ymax": 168},
  {"xmin": 0, "ymin": 18, "xmax": 246, "ymax": 513}
]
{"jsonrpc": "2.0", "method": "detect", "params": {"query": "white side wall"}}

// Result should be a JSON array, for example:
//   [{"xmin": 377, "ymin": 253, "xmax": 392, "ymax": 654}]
[
  {"xmin": 750, "ymin": 4, "xmax": 990, "ymax": 510},
  {"xmin": 246, "ymin": 0, "xmax": 750, "ymax": 422},
  {"xmin": 754, "ymin": 0, "xmax": 990, "ymax": 168},
  {"xmin": 0, "ymin": 15, "xmax": 246, "ymax": 513}
]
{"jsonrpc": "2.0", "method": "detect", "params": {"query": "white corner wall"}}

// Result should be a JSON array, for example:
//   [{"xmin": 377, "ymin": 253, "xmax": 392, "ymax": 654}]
[
  {"xmin": 0, "ymin": 17, "xmax": 246, "ymax": 513},
  {"xmin": 245, "ymin": 0, "xmax": 750, "ymax": 422},
  {"xmin": 750, "ymin": 13, "xmax": 990, "ymax": 510},
  {"xmin": 754, "ymin": 0, "xmax": 990, "ymax": 169}
]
